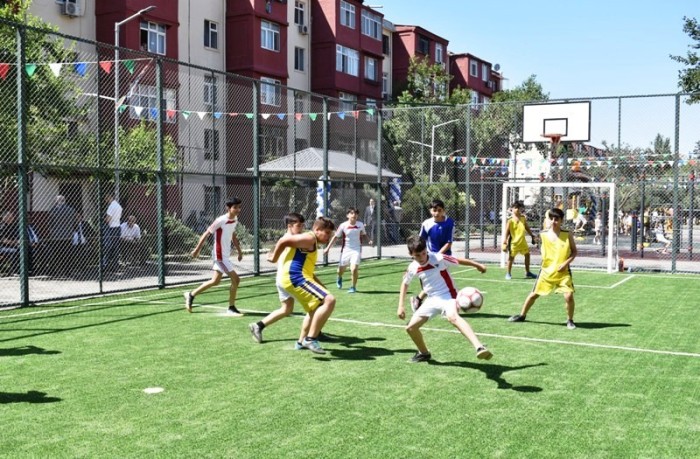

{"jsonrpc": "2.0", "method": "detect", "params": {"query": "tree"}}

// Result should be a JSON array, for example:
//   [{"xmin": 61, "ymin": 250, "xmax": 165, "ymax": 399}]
[{"xmin": 670, "ymin": 16, "xmax": 700, "ymax": 104}]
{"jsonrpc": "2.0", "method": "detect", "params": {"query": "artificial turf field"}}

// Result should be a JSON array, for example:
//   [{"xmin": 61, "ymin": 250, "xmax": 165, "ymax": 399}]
[{"xmin": 2, "ymin": 259, "xmax": 699, "ymax": 458}]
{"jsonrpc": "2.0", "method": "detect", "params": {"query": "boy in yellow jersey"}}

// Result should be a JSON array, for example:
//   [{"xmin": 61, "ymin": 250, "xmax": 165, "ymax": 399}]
[
  {"xmin": 267, "ymin": 217, "xmax": 336, "ymax": 354},
  {"xmin": 508, "ymin": 207, "xmax": 578, "ymax": 329},
  {"xmin": 502, "ymin": 200, "xmax": 538, "ymax": 280},
  {"xmin": 249, "ymin": 212, "xmax": 306, "ymax": 344}
]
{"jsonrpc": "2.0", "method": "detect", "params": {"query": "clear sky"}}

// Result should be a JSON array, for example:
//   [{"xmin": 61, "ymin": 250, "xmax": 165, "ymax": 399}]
[{"xmin": 377, "ymin": 0, "xmax": 695, "ymax": 98}]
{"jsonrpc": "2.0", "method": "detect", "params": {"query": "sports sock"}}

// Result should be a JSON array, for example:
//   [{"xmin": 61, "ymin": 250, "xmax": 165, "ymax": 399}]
[
  {"xmin": 228, "ymin": 305, "xmax": 240, "ymax": 313},
  {"xmin": 257, "ymin": 321, "xmax": 266, "ymax": 330}
]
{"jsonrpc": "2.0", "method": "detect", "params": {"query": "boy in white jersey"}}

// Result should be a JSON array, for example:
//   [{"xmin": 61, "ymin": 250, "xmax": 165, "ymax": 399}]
[
  {"xmin": 184, "ymin": 198, "xmax": 244, "ymax": 316},
  {"xmin": 397, "ymin": 236, "xmax": 493, "ymax": 363},
  {"xmin": 324, "ymin": 207, "xmax": 369, "ymax": 293},
  {"xmin": 508, "ymin": 207, "xmax": 578, "ymax": 329}
]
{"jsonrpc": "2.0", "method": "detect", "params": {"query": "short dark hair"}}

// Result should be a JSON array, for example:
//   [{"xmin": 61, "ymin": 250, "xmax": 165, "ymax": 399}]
[
  {"xmin": 406, "ymin": 235, "xmax": 427, "ymax": 254},
  {"xmin": 346, "ymin": 207, "xmax": 358, "ymax": 214},
  {"xmin": 284, "ymin": 212, "xmax": 305, "ymax": 226},
  {"xmin": 511, "ymin": 200, "xmax": 524, "ymax": 209},
  {"xmin": 313, "ymin": 216, "xmax": 335, "ymax": 232},
  {"xmin": 547, "ymin": 207, "xmax": 565, "ymax": 220},
  {"xmin": 430, "ymin": 199, "xmax": 445, "ymax": 209},
  {"xmin": 225, "ymin": 197, "xmax": 242, "ymax": 207}
]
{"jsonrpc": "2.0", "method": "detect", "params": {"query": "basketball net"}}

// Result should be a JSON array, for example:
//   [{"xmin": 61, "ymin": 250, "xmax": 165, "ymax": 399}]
[{"xmin": 542, "ymin": 133, "xmax": 563, "ymax": 164}]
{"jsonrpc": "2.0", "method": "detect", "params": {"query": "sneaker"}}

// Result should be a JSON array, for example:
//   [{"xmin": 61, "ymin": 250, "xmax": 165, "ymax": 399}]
[
  {"xmin": 183, "ymin": 292, "xmax": 194, "ymax": 313},
  {"xmin": 302, "ymin": 338, "xmax": 326, "ymax": 354},
  {"xmin": 336, "ymin": 277, "xmax": 342, "ymax": 289},
  {"xmin": 476, "ymin": 346, "xmax": 493, "ymax": 360},
  {"xmin": 526, "ymin": 272, "xmax": 537, "ymax": 279},
  {"xmin": 508, "ymin": 314, "xmax": 526, "ymax": 322},
  {"xmin": 317, "ymin": 332, "xmax": 333, "ymax": 342},
  {"xmin": 348, "ymin": 287, "xmax": 357, "ymax": 293},
  {"xmin": 226, "ymin": 306, "xmax": 243, "ymax": 317},
  {"xmin": 409, "ymin": 351, "xmax": 431, "ymax": 363},
  {"xmin": 505, "ymin": 273, "xmax": 512, "ymax": 280},
  {"xmin": 410, "ymin": 296, "xmax": 422, "ymax": 313},
  {"xmin": 294, "ymin": 341, "xmax": 305, "ymax": 350},
  {"xmin": 249, "ymin": 323, "xmax": 262, "ymax": 343},
  {"xmin": 566, "ymin": 319, "xmax": 577, "ymax": 330}
]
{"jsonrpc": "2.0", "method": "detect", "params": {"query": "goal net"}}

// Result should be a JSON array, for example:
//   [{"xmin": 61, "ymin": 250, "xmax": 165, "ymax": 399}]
[{"xmin": 501, "ymin": 181, "xmax": 617, "ymax": 273}]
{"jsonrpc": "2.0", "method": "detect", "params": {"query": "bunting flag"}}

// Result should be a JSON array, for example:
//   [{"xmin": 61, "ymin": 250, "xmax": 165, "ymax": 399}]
[
  {"xmin": 0, "ymin": 63, "xmax": 9, "ymax": 79},
  {"xmin": 25, "ymin": 64, "xmax": 37, "ymax": 77},
  {"xmin": 118, "ymin": 105, "xmax": 127, "ymax": 114},
  {"xmin": 228, "ymin": 112, "xmax": 238, "ymax": 117},
  {"xmin": 276, "ymin": 113, "xmax": 285, "ymax": 120},
  {"xmin": 309, "ymin": 113, "xmax": 317, "ymax": 121},
  {"xmin": 99, "ymin": 61, "xmax": 112, "ymax": 74},
  {"xmin": 165, "ymin": 109, "xmax": 176, "ymax": 120},
  {"xmin": 197, "ymin": 111, "xmax": 207, "ymax": 120},
  {"xmin": 48, "ymin": 63, "xmax": 62, "ymax": 77},
  {"xmin": 295, "ymin": 113, "xmax": 302, "ymax": 121},
  {"xmin": 245, "ymin": 113, "xmax": 254, "ymax": 119},
  {"xmin": 261, "ymin": 113, "xmax": 271, "ymax": 120},
  {"xmin": 149, "ymin": 107, "xmax": 158, "ymax": 120},
  {"xmin": 123, "ymin": 60, "xmax": 135, "ymax": 74},
  {"xmin": 181, "ymin": 111, "xmax": 191, "ymax": 120},
  {"xmin": 74, "ymin": 62, "xmax": 87, "ymax": 76},
  {"xmin": 213, "ymin": 112, "xmax": 223, "ymax": 119},
  {"xmin": 337, "ymin": 112, "xmax": 345, "ymax": 120}
]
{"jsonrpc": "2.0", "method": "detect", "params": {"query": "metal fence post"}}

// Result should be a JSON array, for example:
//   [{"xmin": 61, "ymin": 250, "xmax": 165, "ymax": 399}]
[
  {"xmin": 252, "ymin": 80, "xmax": 260, "ymax": 275},
  {"xmin": 155, "ymin": 58, "xmax": 166, "ymax": 288},
  {"xmin": 16, "ymin": 25, "xmax": 29, "ymax": 307}
]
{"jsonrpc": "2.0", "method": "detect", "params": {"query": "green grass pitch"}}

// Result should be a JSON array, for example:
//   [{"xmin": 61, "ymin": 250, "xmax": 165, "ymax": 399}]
[{"xmin": 2, "ymin": 259, "xmax": 699, "ymax": 458}]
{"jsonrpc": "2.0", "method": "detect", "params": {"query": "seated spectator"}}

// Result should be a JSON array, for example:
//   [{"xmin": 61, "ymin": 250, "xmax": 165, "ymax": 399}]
[
  {"xmin": 120, "ymin": 215, "xmax": 144, "ymax": 263},
  {"xmin": 0, "ymin": 211, "xmax": 19, "ymax": 274},
  {"xmin": 72, "ymin": 212, "xmax": 95, "ymax": 266}
]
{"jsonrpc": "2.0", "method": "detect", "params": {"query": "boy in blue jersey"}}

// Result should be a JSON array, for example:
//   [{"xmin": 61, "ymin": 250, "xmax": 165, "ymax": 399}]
[{"xmin": 411, "ymin": 199, "xmax": 455, "ymax": 311}]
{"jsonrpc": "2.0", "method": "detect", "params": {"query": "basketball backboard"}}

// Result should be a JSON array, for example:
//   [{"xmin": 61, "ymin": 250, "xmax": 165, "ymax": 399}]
[{"xmin": 522, "ymin": 101, "xmax": 591, "ymax": 143}]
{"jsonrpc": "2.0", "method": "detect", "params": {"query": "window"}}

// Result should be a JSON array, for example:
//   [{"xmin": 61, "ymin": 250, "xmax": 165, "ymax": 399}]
[
  {"xmin": 204, "ymin": 75, "xmax": 217, "ymax": 108},
  {"xmin": 417, "ymin": 35, "xmax": 429, "ymax": 55},
  {"xmin": 470, "ymin": 91, "xmax": 479, "ymax": 105},
  {"xmin": 259, "ymin": 126, "xmax": 285, "ymax": 160},
  {"xmin": 435, "ymin": 44, "xmax": 443, "ymax": 64},
  {"xmin": 470, "ymin": 61, "xmax": 478, "ymax": 77},
  {"xmin": 294, "ymin": 47, "xmax": 305, "ymax": 71},
  {"xmin": 365, "ymin": 98, "xmax": 376, "ymax": 121},
  {"xmin": 336, "ymin": 45, "xmax": 359, "ymax": 76},
  {"xmin": 294, "ymin": 92, "xmax": 305, "ymax": 114},
  {"xmin": 294, "ymin": 1, "xmax": 305, "ymax": 25},
  {"xmin": 129, "ymin": 84, "xmax": 176, "ymax": 123},
  {"xmin": 340, "ymin": 0, "xmax": 355, "ymax": 28},
  {"xmin": 261, "ymin": 20, "xmax": 280, "ymax": 52},
  {"xmin": 204, "ymin": 129, "xmax": 220, "ymax": 160},
  {"xmin": 140, "ymin": 21, "xmax": 166, "ymax": 55},
  {"xmin": 364, "ymin": 56, "xmax": 377, "ymax": 80},
  {"xmin": 204, "ymin": 20, "xmax": 218, "ymax": 49},
  {"xmin": 204, "ymin": 186, "xmax": 221, "ymax": 217},
  {"xmin": 382, "ymin": 72, "xmax": 389, "ymax": 99},
  {"xmin": 361, "ymin": 10, "xmax": 381, "ymax": 40},
  {"xmin": 382, "ymin": 34, "xmax": 391, "ymax": 55},
  {"xmin": 482, "ymin": 63, "xmax": 489, "ymax": 81},
  {"xmin": 338, "ymin": 92, "xmax": 356, "ymax": 112},
  {"xmin": 260, "ymin": 77, "xmax": 281, "ymax": 106}
]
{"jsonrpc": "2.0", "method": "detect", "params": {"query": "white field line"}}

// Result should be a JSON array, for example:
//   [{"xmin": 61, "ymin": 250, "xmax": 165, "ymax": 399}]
[
  {"xmin": 454, "ymin": 275, "xmax": 632, "ymax": 290},
  {"xmin": 181, "ymin": 304, "xmax": 700, "ymax": 359}
]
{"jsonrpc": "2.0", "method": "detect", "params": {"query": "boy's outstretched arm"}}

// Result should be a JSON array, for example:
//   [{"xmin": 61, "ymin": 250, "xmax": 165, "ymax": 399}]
[
  {"xmin": 191, "ymin": 230, "xmax": 210, "ymax": 258},
  {"xmin": 267, "ymin": 232, "xmax": 314, "ymax": 263},
  {"xmin": 458, "ymin": 258, "xmax": 486, "ymax": 273},
  {"xmin": 323, "ymin": 234, "xmax": 338, "ymax": 254}
]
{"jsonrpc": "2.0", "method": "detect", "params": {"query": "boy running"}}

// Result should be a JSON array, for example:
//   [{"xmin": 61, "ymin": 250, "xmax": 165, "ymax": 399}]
[
  {"xmin": 323, "ymin": 207, "xmax": 369, "ymax": 293},
  {"xmin": 508, "ymin": 207, "xmax": 578, "ymax": 329},
  {"xmin": 184, "ymin": 198, "xmax": 244, "ymax": 316},
  {"xmin": 502, "ymin": 200, "xmax": 538, "ymax": 280},
  {"xmin": 266, "ymin": 217, "xmax": 336, "ymax": 354},
  {"xmin": 397, "ymin": 236, "xmax": 493, "ymax": 363}
]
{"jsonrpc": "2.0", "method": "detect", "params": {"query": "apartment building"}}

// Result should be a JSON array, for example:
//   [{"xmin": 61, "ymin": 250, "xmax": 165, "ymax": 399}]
[
  {"xmin": 449, "ymin": 52, "xmax": 502, "ymax": 105},
  {"xmin": 391, "ymin": 24, "xmax": 449, "ymax": 99}
]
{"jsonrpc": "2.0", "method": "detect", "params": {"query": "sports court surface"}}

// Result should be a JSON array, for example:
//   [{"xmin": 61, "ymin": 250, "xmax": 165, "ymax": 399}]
[{"xmin": 2, "ymin": 259, "xmax": 699, "ymax": 458}]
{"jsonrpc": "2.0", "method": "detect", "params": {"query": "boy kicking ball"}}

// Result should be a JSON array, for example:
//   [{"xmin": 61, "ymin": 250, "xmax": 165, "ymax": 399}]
[
  {"xmin": 397, "ymin": 236, "xmax": 493, "ymax": 363},
  {"xmin": 508, "ymin": 207, "xmax": 578, "ymax": 329}
]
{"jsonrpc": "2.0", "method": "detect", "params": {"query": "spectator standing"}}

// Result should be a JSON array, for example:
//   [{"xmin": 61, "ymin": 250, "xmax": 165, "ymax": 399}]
[
  {"xmin": 363, "ymin": 198, "xmax": 376, "ymax": 244},
  {"xmin": 102, "ymin": 193, "xmax": 122, "ymax": 270}
]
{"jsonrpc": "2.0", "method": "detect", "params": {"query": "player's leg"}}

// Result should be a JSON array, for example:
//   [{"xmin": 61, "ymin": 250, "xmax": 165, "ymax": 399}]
[
  {"xmin": 405, "ymin": 314, "xmax": 430, "ymax": 360},
  {"xmin": 225, "ymin": 269, "xmax": 242, "ymax": 315},
  {"xmin": 306, "ymin": 294, "xmax": 335, "ymax": 340},
  {"xmin": 505, "ymin": 255, "xmax": 515, "ymax": 279},
  {"xmin": 250, "ymin": 294, "xmax": 294, "ymax": 343},
  {"xmin": 349, "ymin": 263, "xmax": 359, "ymax": 290},
  {"xmin": 297, "ymin": 312, "xmax": 312, "ymax": 349},
  {"xmin": 524, "ymin": 253, "xmax": 536, "ymax": 278},
  {"xmin": 336, "ymin": 264, "xmax": 346, "ymax": 289},
  {"xmin": 564, "ymin": 292, "xmax": 576, "ymax": 329},
  {"xmin": 509, "ymin": 292, "xmax": 539, "ymax": 321},
  {"xmin": 191, "ymin": 269, "xmax": 223, "ymax": 296},
  {"xmin": 445, "ymin": 304, "xmax": 493, "ymax": 360}
]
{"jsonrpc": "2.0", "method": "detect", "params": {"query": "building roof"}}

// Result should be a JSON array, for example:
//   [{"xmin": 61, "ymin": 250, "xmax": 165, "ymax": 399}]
[{"xmin": 251, "ymin": 148, "xmax": 400, "ymax": 180}]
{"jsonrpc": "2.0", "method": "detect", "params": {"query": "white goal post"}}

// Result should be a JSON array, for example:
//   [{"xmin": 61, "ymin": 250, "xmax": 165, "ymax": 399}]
[{"xmin": 501, "ymin": 181, "xmax": 617, "ymax": 273}]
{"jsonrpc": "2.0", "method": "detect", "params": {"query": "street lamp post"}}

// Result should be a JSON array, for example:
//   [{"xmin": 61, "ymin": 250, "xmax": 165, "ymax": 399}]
[
  {"xmin": 114, "ymin": 5, "xmax": 156, "ymax": 200},
  {"xmin": 408, "ymin": 119, "xmax": 462, "ymax": 183}
]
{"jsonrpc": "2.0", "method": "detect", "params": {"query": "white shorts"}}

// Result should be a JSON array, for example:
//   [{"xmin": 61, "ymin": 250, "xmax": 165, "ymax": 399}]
[
  {"xmin": 413, "ymin": 295, "xmax": 458, "ymax": 319},
  {"xmin": 277, "ymin": 282, "xmax": 292, "ymax": 301},
  {"xmin": 212, "ymin": 259, "xmax": 235, "ymax": 274},
  {"xmin": 339, "ymin": 249, "xmax": 361, "ymax": 268}
]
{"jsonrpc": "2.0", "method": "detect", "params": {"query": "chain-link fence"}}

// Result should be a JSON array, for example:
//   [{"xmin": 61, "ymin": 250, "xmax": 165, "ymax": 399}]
[{"xmin": 1, "ymin": 20, "xmax": 699, "ymax": 307}]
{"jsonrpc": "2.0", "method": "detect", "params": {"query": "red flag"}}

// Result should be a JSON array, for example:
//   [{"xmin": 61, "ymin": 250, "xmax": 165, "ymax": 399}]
[
  {"xmin": 0, "ymin": 63, "xmax": 10, "ymax": 80},
  {"xmin": 99, "ymin": 61, "xmax": 113, "ymax": 74}
]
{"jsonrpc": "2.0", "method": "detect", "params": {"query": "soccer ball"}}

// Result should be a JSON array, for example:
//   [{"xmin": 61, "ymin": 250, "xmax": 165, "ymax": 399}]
[{"xmin": 456, "ymin": 287, "xmax": 483, "ymax": 314}]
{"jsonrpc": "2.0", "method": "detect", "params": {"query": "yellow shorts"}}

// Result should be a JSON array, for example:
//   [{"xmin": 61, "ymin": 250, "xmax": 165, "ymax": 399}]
[
  {"xmin": 509, "ymin": 244, "xmax": 530, "ymax": 258},
  {"xmin": 283, "ymin": 280, "xmax": 329, "ymax": 312},
  {"xmin": 533, "ymin": 273, "xmax": 575, "ymax": 296}
]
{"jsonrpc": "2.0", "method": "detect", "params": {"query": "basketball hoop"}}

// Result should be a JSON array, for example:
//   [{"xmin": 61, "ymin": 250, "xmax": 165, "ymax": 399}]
[{"xmin": 542, "ymin": 133, "xmax": 563, "ymax": 149}]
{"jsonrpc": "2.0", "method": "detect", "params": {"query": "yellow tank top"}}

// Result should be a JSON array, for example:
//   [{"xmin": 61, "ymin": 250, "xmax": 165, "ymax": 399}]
[
  {"xmin": 508, "ymin": 216, "xmax": 529, "ymax": 251},
  {"xmin": 540, "ymin": 230, "xmax": 571, "ymax": 281},
  {"xmin": 280, "ymin": 231, "xmax": 318, "ymax": 288}
]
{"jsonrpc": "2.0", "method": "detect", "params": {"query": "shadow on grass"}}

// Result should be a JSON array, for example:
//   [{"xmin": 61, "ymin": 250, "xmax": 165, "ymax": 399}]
[
  {"xmin": 0, "ymin": 345, "xmax": 60, "ymax": 357},
  {"xmin": 428, "ymin": 360, "xmax": 548, "ymax": 392},
  {"xmin": 0, "ymin": 390, "xmax": 62, "ymax": 404},
  {"xmin": 311, "ymin": 334, "xmax": 392, "ymax": 361},
  {"xmin": 511, "ymin": 320, "xmax": 631, "ymax": 329}
]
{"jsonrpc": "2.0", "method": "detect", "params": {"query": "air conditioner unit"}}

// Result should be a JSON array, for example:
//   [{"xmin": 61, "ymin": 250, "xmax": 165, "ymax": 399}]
[
  {"xmin": 63, "ymin": 0, "xmax": 83, "ymax": 17},
  {"xmin": 298, "ymin": 25, "xmax": 309, "ymax": 35}
]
